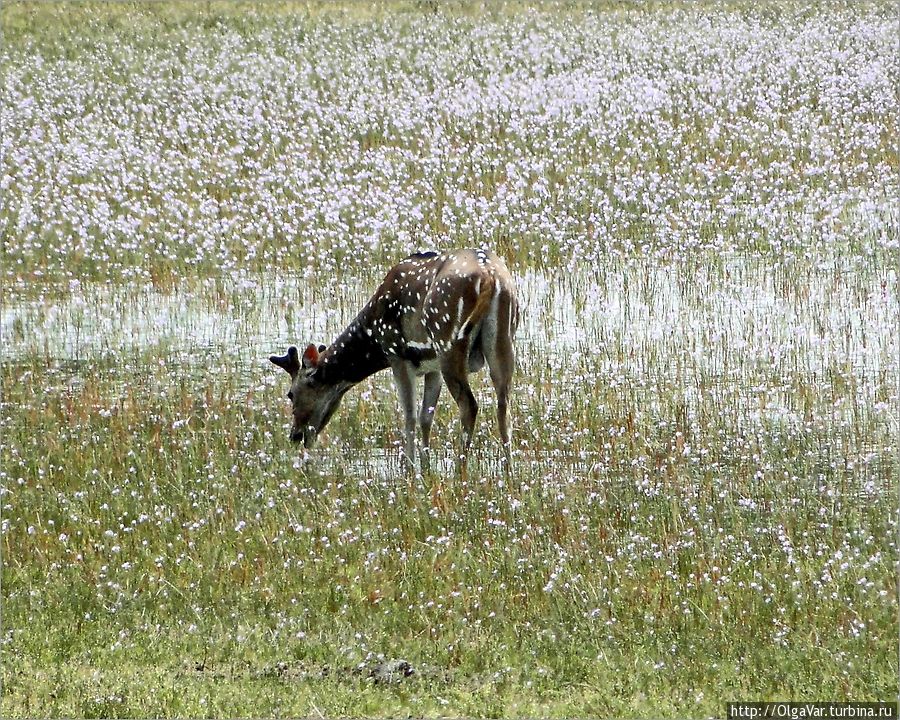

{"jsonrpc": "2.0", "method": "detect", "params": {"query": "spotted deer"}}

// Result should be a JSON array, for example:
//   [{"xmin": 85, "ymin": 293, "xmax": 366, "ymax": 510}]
[{"xmin": 270, "ymin": 248, "xmax": 520, "ymax": 470}]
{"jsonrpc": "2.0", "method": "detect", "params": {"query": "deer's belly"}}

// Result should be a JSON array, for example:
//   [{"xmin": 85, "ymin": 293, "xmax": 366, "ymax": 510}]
[
  {"xmin": 413, "ymin": 356, "xmax": 441, "ymax": 376},
  {"xmin": 392, "ymin": 341, "xmax": 440, "ymax": 376},
  {"xmin": 391, "ymin": 333, "xmax": 486, "ymax": 377}
]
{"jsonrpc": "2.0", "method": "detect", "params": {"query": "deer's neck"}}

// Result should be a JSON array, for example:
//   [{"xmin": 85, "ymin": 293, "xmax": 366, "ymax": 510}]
[{"xmin": 316, "ymin": 304, "xmax": 390, "ymax": 385}]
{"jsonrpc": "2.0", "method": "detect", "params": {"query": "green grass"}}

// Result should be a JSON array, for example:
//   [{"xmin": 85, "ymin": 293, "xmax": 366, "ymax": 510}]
[
  {"xmin": 2, "ymin": 366, "xmax": 895, "ymax": 715},
  {"xmin": 1, "ymin": 0, "xmax": 898, "ymax": 716}
]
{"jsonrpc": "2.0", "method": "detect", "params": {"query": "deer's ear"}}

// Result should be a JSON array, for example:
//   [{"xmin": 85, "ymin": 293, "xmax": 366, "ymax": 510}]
[
  {"xmin": 270, "ymin": 346, "xmax": 300, "ymax": 377},
  {"xmin": 301, "ymin": 343, "xmax": 320, "ymax": 369}
]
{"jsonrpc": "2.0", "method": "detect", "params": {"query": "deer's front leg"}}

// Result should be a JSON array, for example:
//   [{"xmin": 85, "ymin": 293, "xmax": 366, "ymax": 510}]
[
  {"xmin": 419, "ymin": 371, "xmax": 442, "ymax": 472},
  {"xmin": 390, "ymin": 360, "xmax": 418, "ymax": 469}
]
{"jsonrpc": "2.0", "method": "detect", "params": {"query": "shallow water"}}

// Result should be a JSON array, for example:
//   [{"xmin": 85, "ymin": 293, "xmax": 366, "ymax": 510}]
[
  {"xmin": 4, "ymin": 258, "xmax": 896, "ymax": 390},
  {"xmin": 4, "ymin": 257, "xmax": 897, "ymax": 492}
]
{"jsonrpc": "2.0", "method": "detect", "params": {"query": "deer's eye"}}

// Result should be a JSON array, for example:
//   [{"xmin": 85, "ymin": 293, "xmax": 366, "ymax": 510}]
[{"xmin": 287, "ymin": 391, "xmax": 294, "ymax": 401}]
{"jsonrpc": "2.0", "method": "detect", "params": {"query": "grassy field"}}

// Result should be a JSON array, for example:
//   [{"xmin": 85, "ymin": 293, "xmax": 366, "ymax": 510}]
[{"xmin": 1, "ymin": 1, "xmax": 898, "ymax": 717}]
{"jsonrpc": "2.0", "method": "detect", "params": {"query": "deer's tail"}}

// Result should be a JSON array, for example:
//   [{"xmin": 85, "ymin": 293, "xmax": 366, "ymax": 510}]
[{"xmin": 457, "ymin": 273, "xmax": 495, "ymax": 342}]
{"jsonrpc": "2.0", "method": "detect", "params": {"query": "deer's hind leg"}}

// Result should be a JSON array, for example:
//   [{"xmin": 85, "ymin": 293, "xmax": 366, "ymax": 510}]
[
  {"xmin": 482, "ymin": 290, "xmax": 516, "ymax": 468},
  {"xmin": 439, "ymin": 341, "xmax": 478, "ymax": 467}
]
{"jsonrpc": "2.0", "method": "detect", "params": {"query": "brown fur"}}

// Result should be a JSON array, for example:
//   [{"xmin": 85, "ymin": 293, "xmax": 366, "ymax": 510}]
[{"xmin": 271, "ymin": 248, "xmax": 519, "ymax": 470}]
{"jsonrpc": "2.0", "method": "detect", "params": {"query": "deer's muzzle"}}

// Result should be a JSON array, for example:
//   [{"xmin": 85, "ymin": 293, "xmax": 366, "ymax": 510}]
[{"xmin": 291, "ymin": 426, "xmax": 316, "ymax": 448}]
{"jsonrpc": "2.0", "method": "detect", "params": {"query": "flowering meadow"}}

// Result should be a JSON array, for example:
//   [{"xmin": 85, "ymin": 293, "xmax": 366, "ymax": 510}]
[{"xmin": 1, "ymin": 1, "xmax": 897, "ymax": 717}]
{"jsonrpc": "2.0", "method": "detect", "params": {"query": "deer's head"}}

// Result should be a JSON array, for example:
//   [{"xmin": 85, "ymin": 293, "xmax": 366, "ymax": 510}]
[{"xmin": 270, "ymin": 344, "xmax": 345, "ymax": 448}]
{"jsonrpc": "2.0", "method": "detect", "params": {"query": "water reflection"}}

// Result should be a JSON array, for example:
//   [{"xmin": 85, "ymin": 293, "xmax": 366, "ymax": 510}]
[{"xmin": 2, "ymin": 257, "xmax": 896, "ymax": 393}]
